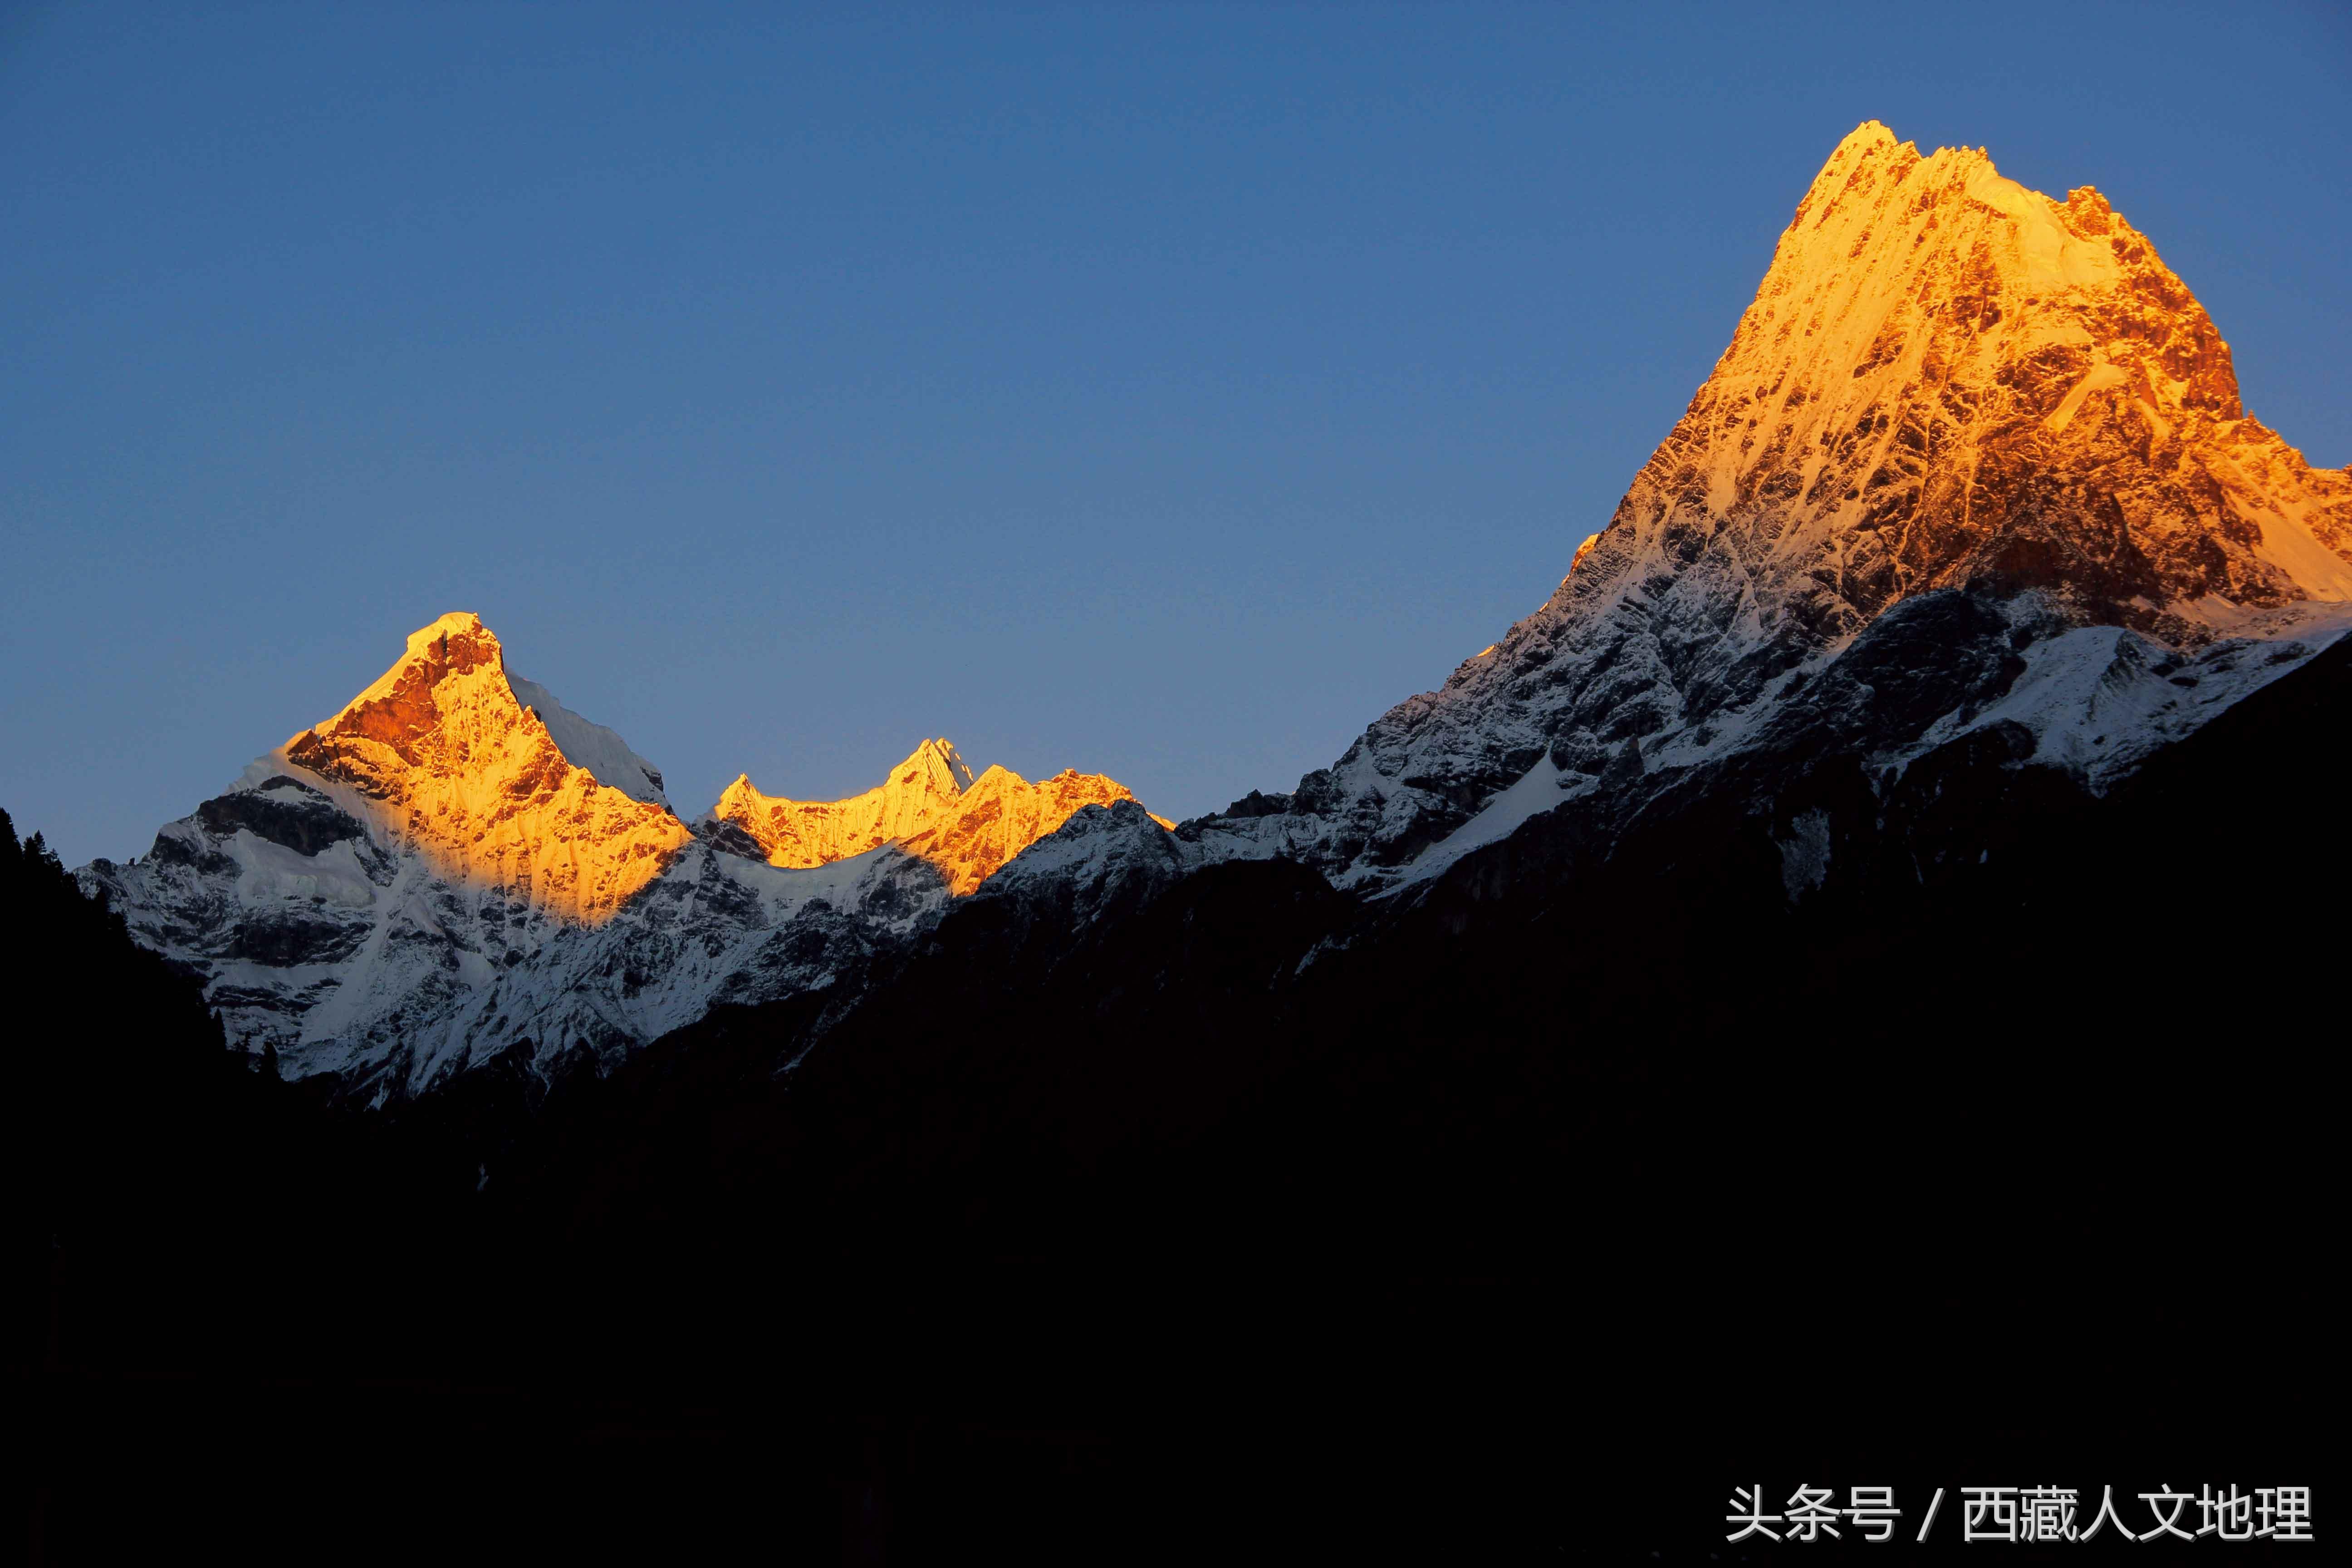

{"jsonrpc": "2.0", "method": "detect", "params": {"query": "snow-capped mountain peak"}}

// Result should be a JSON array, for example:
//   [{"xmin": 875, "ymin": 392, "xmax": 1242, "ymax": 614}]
[
  {"xmin": 1596, "ymin": 118, "xmax": 2352, "ymax": 628},
  {"xmin": 275, "ymin": 611, "xmax": 691, "ymax": 924},
  {"xmin": 1168, "ymin": 121, "xmax": 2352, "ymax": 889}
]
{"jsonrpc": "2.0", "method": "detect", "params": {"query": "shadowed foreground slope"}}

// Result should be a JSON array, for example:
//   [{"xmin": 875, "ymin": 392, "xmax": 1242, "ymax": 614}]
[{"xmin": 6, "ymin": 629, "xmax": 2339, "ymax": 1562}]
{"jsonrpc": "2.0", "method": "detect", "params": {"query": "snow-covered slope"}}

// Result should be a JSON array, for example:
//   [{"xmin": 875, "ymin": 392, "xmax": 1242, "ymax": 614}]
[
  {"xmin": 1152, "ymin": 121, "xmax": 2352, "ymax": 892},
  {"xmin": 78, "ymin": 615, "xmax": 1166, "ymax": 1096},
  {"xmin": 507, "ymin": 673, "xmax": 670, "ymax": 807}
]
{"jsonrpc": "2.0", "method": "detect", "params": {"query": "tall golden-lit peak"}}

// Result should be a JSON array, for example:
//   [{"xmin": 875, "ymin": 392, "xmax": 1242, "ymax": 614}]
[
  {"xmin": 1820, "ymin": 119, "xmax": 1909, "ymax": 172},
  {"xmin": 1788, "ymin": 119, "xmax": 1920, "ymax": 222},
  {"xmin": 1561, "ymin": 117, "xmax": 2352, "ymax": 643},
  {"xmin": 407, "ymin": 609, "xmax": 492, "ymax": 643},
  {"xmin": 323, "ymin": 611, "xmax": 509, "ymax": 730},
  {"xmin": 279, "ymin": 609, "xmax": 689, "ymax": 926}
]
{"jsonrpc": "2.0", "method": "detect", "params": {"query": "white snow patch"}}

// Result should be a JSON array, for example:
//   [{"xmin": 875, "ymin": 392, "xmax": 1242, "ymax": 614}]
[
  {"xmin": 224, "ymin": 829, "xmax": 382, "ymax": 909},
  {"xmin": 507, "ymin": 674, "xmax": 670, "ymax": 806},
  {"xmin": 1395, "ymin": 754, "xmax": 1568, "ymax": 886},
  {"xmin": 1903, "ymin": 602, "xmax": 2352, "ymax": 788}
]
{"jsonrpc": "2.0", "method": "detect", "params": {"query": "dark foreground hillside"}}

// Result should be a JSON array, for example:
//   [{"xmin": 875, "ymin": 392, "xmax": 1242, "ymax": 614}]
[{"xmin": 9, "ymin": 639, "xmax": 2342, "ymax": 1562}]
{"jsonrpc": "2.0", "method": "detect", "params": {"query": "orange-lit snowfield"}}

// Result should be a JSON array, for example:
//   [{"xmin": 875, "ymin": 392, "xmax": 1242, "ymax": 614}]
[{"xmin": 714, "ymin": 740, "xmax": 1169, "ymax": 895}]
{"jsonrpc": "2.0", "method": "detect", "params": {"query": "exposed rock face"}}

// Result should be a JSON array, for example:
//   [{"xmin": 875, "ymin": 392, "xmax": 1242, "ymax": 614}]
[
  {"xmin": 711, "ymin": 742, "xmax": 1168, "ymax": 895},
  {"xmin": 1165, "ymin": 121, "xmax": 2352, "ymax": 889},
  {"xmin": 78, "ymin": 617, "xmax": 1168, "ymax": 1095},
  {"xmin": 1617, "ymin": 123, "xmax": 2351, "ymax": 632}
]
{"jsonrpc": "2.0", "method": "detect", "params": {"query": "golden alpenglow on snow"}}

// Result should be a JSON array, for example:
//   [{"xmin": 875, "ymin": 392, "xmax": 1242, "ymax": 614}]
[
  {"xmin": 74, "ymin": 610, "xmax": 1173, "ymax": 1086},
  {"xmin": 283, "ymin": 614, "xmax": 694, "ymax": 923},
  {"xmin": 712, "ymin": 740, "xmax": 1171, "ymax": 896},
  {"xmin": 272, "ymin": 617, "xmax": 1169, "ymax": 920},
  {"xmin": 1607, "ymin": 120, "xmax": 2352, "ymax": 632},
  {"xmin": 1161, "ymin": 120, "xmax": 2352, "ymax": 894}
]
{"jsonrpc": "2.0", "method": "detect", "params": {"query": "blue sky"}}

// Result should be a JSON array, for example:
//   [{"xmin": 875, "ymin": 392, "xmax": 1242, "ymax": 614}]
[{"xmin": 5, "ymin": 1, "xmax": 2347, "ymax": 863}]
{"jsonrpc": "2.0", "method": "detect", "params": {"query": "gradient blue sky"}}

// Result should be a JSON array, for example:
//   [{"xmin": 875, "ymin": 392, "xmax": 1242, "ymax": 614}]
[{"xmin": 6, "ymin": 2, "xmax": 2347, "ymax": 864}]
